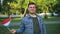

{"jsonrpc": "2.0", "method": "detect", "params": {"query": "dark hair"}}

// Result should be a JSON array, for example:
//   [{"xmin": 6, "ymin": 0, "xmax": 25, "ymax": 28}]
[{"xmin": 28, "ymin": 2, "xmax": 36, "ymax": 7}]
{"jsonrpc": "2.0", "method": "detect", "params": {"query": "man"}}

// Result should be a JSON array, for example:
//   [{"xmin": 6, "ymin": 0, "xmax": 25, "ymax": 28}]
[{"xmin": 10, "ymin": 2, "xmax": 46, "ymax": 34}]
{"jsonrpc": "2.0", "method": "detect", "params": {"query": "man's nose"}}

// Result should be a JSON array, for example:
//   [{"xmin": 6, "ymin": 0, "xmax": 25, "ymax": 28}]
[{"xmin": 31, "ymin": 7, "xmax": 35, "ymax": 9}]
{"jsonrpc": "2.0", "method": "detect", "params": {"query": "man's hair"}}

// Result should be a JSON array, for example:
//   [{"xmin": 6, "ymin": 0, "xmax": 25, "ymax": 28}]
[{"xmin": 28, "ymin": 2, "xmax": 36, "ymax": 7}]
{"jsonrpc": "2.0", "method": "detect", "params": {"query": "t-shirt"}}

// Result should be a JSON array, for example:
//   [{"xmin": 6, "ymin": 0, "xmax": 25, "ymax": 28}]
[{"xmin": 31, "ymin": 17, "xmax": 40, "ymax": 34}]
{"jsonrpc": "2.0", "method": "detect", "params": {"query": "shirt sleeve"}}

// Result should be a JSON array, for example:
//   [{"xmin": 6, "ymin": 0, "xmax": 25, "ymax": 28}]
[
  {"xmin": 16, "ymin": 19, "xmax": 25, "ymax": 34},
  {"xmin": 41, "ymin": 17, "xmax": 46, "ymax": 34}
]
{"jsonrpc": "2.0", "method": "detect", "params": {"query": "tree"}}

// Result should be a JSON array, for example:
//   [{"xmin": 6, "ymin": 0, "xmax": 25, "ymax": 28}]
[{"xmin": 1, "ymin": 0, "xmax": 58, "ymax": 18}]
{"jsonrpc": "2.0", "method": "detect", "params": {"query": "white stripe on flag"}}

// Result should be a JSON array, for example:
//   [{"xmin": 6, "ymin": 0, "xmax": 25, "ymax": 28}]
[{"xmin": 3, "ymin": 21, "xmax": 10, "ymax": 26}]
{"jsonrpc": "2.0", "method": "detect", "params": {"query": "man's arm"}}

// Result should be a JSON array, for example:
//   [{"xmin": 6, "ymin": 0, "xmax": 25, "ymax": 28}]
[
  {"xmin": 10, "ymin": 19, "xmax": 25, "ymax": 34},
  {"xmin": 41, "ymin": 18, "xmax": 46, "ymax": 34},
  {"xmin": 16, "ymin": 19, "xmax": 25, "ymax": 34}
]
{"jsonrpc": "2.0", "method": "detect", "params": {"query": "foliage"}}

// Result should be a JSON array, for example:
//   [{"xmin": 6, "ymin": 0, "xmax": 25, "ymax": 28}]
[{"xmin": 0, "ymin": 0, "xmax": 59, "ymax": 16}]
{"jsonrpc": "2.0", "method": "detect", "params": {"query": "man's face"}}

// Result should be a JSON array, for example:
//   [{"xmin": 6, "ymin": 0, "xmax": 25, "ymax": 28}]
[{"xmin": 28, "ymin": 4, "xmax": 36, "ymax": 14}]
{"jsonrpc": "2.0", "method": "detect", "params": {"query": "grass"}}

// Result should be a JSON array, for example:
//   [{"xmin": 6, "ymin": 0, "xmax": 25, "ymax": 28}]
[
  {"xmin": 43, "ymin": 17, "xmax": 60, "ymax": 21},
  {"xmin": 0, "ymin": 26, "xmax": 20, "ymax": 34},
  {"xmin": 46, "ymin": 24, "xmax": 60, "ymax": 34},
  {"xmin": 0, "ymin": 24, "xmax": 60, "ymax": 34}
]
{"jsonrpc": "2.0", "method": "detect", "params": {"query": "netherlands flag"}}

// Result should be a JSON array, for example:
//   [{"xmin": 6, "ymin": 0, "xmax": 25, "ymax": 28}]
[{"xmin": 2, "ymin": 15, "xmax": 12, "ymax": 28}]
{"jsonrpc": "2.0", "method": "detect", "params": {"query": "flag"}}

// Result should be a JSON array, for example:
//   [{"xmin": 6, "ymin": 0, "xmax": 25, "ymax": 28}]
[{"xmin": 2, "ymin": 15, "xmax": 12, "ymax": 28}]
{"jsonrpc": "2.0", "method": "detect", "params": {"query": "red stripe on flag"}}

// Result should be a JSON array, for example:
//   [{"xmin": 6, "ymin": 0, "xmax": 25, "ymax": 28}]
[{"xmin": 2, "ymin": 18, "xmax": 10, "ymax": 24}]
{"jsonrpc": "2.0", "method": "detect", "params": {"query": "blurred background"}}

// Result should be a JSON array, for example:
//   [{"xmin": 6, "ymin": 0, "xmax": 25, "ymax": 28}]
[{"xmin": 0, "ymin": 0, "xmax": 60, "ymax": 34}]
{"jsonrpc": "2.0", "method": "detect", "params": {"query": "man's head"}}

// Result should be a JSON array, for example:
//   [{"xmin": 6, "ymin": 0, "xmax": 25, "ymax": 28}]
[{"xmin": 28, "ymin": 2, "xmax": 36, "ymax": 14}]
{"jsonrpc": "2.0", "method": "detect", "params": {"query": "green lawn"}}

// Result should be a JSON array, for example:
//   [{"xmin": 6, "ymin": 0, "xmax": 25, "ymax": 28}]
[
  {"xmin": 0, "ymin": 24, "xmax": 60, "ymax": 34},
  {"xmin": 46, "ymin": 24, "xmax": 60, "ymax": 34},
  {"xmin": 43, "ymin": 17, "xmax": 60, "ymax": 21}
]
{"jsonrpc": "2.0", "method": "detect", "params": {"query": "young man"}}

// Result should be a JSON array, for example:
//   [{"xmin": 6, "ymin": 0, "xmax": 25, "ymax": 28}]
[{"xmin": 10, "ymin": 2, "xmax": 46, "ymax": 34}]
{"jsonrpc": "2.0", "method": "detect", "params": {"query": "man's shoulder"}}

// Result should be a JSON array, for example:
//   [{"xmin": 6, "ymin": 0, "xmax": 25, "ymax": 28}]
[
  {"xmin": 23, "ymin": 15, "xmax": 29, "ymax": 19},
  {"xmin": 37, "ymin": 15, "xmax": 42, "ymax": 18},
  {"xmin": 22, "ymin": 15, "xmax": 29, "ymax": 20}
]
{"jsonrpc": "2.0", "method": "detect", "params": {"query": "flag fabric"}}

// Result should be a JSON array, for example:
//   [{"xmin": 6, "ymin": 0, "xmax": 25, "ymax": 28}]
[{"xmin": 2, "ymin": 15, "xmax": 12, "ymax": 28}]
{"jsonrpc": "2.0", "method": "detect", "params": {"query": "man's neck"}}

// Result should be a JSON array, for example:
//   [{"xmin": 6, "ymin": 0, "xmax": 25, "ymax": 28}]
[{"xmin": 29, "ymin": 13, "xmax": 36, "ymax": 17}]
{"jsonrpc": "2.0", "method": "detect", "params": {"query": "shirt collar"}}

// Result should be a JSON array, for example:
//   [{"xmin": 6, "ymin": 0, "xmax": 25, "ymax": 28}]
[{"xmin": 27, "ymin": 14, "xmax": 39, "ymax": 18}]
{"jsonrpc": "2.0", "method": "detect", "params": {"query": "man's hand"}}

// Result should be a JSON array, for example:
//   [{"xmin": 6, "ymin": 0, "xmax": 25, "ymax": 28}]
[{"xmin": 10, "ymin": 29, "xmax": 16, "ymax": 34}]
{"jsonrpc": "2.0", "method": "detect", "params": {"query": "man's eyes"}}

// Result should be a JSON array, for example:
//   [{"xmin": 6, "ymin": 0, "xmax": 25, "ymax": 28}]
[{"xmin": 30, "ymin": 7, "xmax": 36, "ymax": 8}]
